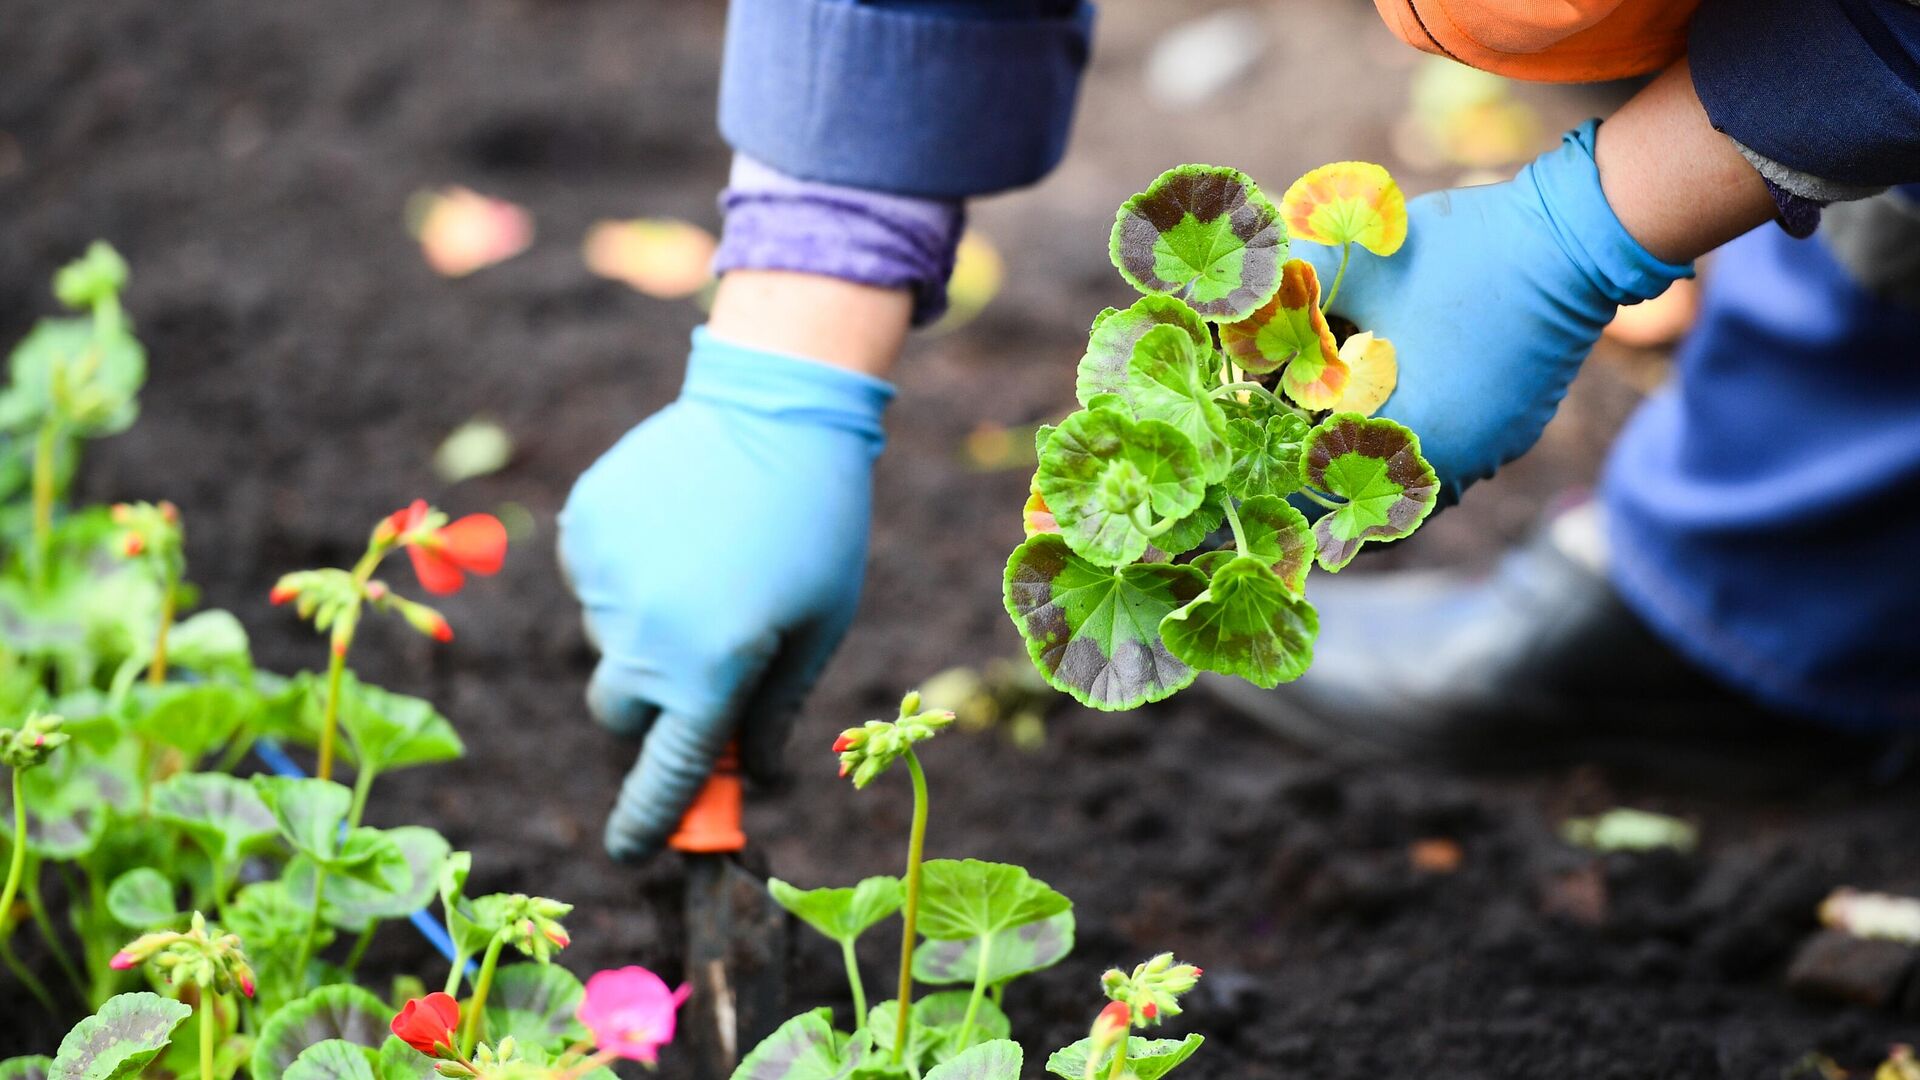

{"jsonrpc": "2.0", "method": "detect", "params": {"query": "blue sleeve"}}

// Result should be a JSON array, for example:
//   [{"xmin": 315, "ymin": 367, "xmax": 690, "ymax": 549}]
[
  {"xmin": 717, "ymin": 0, "xmax": 1096, "ymax": 199},
  {"xmin": 1690, "ymin": 0, "xmax": 1920, "ymax": 188}
]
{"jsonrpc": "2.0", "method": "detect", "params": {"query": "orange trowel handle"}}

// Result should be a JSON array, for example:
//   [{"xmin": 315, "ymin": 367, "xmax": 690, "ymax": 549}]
[{"xmin": 668, "ymin": 742, "xmax": 747, "ymax": 854}]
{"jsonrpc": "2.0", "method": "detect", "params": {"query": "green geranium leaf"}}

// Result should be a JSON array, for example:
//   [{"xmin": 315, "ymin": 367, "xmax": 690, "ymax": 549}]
[
  {"xmin": 483, "ymin": 963, "xmax": 589, "ymax": 1057},
  {"xmin": 376, "ymin": 1038, "xmax": 434, "ymax": 1080},
  {"xmin": 105, "ymin": 868, "xmax": 179, "ymax": 930},
  {"xmin": 283, "ymin": 1041, "xmax": 378, "ymax": 1080},
  {"xmin": 868, "ymin": 993, "xmax": 1010, "ymax": 1068},
  {"xmin": 1161, "ymin": 556, "xmax": 1318, "ymax": 687},
  {"xmin": 922, "ymin": 1040, "xmax": 1021, "ymax": 1080},
  {"xmin": 153, "ymin": 773, "xmax": 279, "ymax": 870},
  {"xmin": 1036, "ymin": 409, "xmax": 1206, "ymax": 568},
  {"xmin": 135, "ymin": 684, "xmax": 249, "ymax": 761},
  {"xmin": 913, "ymin": 910, "xmax": 1074, "ymax": 987},
  {"xmin": 227, "ymin": 882, "xmax": 332, "ymax": 1010},
  {"xmin": 1110, "ymin": 165, "xmax": 1286, "ymax": 322},
  {"xmin": 1123, "ymin": 325, "xmax": 1232, "ymax": 483},
  {"xmin": 916, "ymin": 859, "xmax": 1071, "ymax": 941},
  {"xmin": 1147, "ymin": 494, "xmax": 1224, "ymax": 559},
  {"xmin": 54, "ymin": 242, "xmax": 129, "ymax": 310},
  {"xmin": 253, "ymin": 776, "xmax": 353, "ymax": 861},
  {"xmin": 1004, "ymin": 535, "xmax": 1206, "ymax": 710},
  {"xmin": 769, "ymin": 876, "xmax": 903, "ymax": 945},
  {"xmin": 1235, "ymin": 495, "xmax": 1313, "ymax": 593},
  {"xmin": 1224, "ymin": 414, "xmax": 1308, "ymax": 501},
  {"xmin": 1076, "ymin": 296, "xmax": 1210, "ymax": 405},
  {"xmin": 438, "ymin": 852, "xmax": 504, "ymax": 957},
  {"xmin": 48, "ymin": 994, "xmax": 191, "ymax": 1080},
  {"xmin": 0, "ymin": 1057, "xmax": 52, "ymax": 1080},
  {"xmin": 3, "ymin": 319, "xmax": 146, "ymax": 437},
  {"xmin": 1044, "ymin": 1035, "xmax": 1204, "ymax": 1080},
  {"xmin": 251, "ymin": 985, "xmax": 392, "ymax": 1080},
  {"xmin": 289, "ymin": 826, "xmax": 449, "ymax": 932},
  {"xmin": 731, "ymin": 1008, "xmax": 864, "ymax": 1080},
  {"xmin": 166, "ymin": 610, "xmax": 252, "ymax": 680},
  {"xmin": 326, "ymin": 674, "xmax": 465, "ymax": 774},
  {"xmin": 2, "ymin": 764, "xmax": 106, "ymax": 859},
  {"xmin": 1300, "ymin": 413, "xmax": 1438, "ymax": 571}
]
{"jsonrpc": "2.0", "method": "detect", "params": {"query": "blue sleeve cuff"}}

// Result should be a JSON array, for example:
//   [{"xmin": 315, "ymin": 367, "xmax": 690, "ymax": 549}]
[
  {"xmin": 717, "ymin": 0, "xmax": 1095, "ymax": 199},
  {"xmin": 1690, "ymin": 0, "xmax": 1920, "ymax": 189}
]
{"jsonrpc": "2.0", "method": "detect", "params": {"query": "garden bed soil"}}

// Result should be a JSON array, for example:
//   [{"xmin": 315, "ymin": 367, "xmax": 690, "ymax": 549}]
[{"xmin": 5, "ymin": 0, "xmax": 1919, "ymax": 1076}]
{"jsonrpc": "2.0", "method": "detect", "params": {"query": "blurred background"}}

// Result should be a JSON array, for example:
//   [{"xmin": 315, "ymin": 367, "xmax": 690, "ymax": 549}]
[{"xmin": 5, "ymin": 1, "xmax": 1914, "ymax": 1077}]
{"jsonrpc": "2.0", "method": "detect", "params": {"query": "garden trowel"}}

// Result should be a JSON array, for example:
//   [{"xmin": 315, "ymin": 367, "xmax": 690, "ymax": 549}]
[{"xmin": 670, "ymin": 745, "xmax": 789, "ymax": 1080}]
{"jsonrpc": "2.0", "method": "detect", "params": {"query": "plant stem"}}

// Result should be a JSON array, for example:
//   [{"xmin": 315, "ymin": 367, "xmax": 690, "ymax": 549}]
[
  {"xmin": 1104, "ymin": 1035, "xmax": 1131, "ymax": 1080},
  {"xmin": 200, "ymin": 991, "xmax": 218, "ymax": 1080},
  {"xmin": 148, "ymin": 579, "xmax": 177, "ymax": 685},
  {"xmin": 1297, "ymin": 487, "xmax": 1342, "ymax": 511},
  {"xmin": 953, "ymin": 934, "xmax": 994, "ymax": 1052},
  {"xmin": 1321, "ymin": 241, "xmax": 1351, "ymax": 313},
  {"xmin": 990, "ymin": 984, "xmax": 1003, "ymax": 1010},
  {"xmin": 1221, "ymin": 494, "xmax": 1249, "ymax": 553},
  {"xmin": 892, "ymin": 749, "xmax": 930, "ymax": 1066},
  {"xmin": 0, "ymin": 935, "xmax": 59, "ymax": 1015},
  {"xmin": 840, "ymin": 937, "xmax": 868, "ymax": 1026},
  {"xmin": 461, "ymin": 935, "xmax": 507, "ymax": 1056},
  {"xmin": 291, "ymin": 866, "xmax": 328, "ymax": 990},
  {"xmin": 31, "ymin": 421, "xmax": 58, "ymax": 589},
  {"xmin": 344, "ymin": 924, "xmax": 376, "ymax": 973},
  {"xmin": 24, "ymin": 863, "xmax": 86, "ymax": 998},
  {"xmin": 316, "ymin": 643, "xmax": 348, "ymax": 782},
  {"xmin": 443, "ymin": 948, "xmax": 472, "ymax": 996},
  {"xmin": 347, "ymin": 764, "xmax": 378, "ymax": 830},
  {"xmin": 1, "ymin": 770, "xmax": 27, "ymax": 947}
]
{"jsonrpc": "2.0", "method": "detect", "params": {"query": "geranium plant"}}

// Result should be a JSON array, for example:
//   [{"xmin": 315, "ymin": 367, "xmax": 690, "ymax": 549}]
[
  {"xmin": 0, "ymin": 244, "xmax": 662, "ymax": 1080},
  {"xmin": 1007, "ymin": 161, "xmax": 1438, "ymax": 708},
  {"xmin": 743, "ymin": 693, "xmax": 1208, "ymax": 1080}
]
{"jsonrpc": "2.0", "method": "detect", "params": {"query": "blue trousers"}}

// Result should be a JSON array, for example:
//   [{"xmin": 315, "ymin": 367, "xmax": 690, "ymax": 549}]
[{"xmin": 1603, "ymin": 191, "xmax": 1920, "ymax": 730}]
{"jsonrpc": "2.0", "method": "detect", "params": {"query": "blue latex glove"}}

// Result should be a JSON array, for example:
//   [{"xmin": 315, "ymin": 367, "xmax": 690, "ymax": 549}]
[
  {"xmin": 1300, "ymin": 121, "xmax": 1693, "ymax": 503},
  {"xmin": 559, "ymin": 328, "xmax": 893, "ymax": 862}
]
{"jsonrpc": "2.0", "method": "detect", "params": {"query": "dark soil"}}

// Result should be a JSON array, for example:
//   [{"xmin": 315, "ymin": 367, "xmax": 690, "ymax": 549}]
[{"xmin": 5, "ymin": 0, "xmax": 1919, "ymax": 1076}]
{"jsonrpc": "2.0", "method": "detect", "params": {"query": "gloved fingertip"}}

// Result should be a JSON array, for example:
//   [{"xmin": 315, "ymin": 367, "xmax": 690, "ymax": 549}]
[
  {"xmin": 587, "ymin": 667, "xmax": 661, "ymax": 738},
  {"xmin": 603, "ymin": 815, "xmax": 664, "ymax": 865}
]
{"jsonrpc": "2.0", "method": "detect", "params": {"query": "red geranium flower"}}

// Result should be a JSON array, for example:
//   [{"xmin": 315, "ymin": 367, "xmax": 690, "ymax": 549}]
[
  {"xmin": 384, "ymin": 499, "xmax": 508, "ymax": 596},
  {"xmin": 391, "ymin": 992, "xmax": 461, "ymax": 1056}
]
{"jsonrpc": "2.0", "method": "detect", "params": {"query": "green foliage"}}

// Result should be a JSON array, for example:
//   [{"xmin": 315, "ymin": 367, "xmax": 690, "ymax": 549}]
[
  {"xmin": 868, "ymin": 993, "xmax": 1010, "ymax": 1069},
  {"xmin": 771, "ymin": 876, "xmax": 903, "ymax": 944},
  {"xmin": 0, "ymin": 1058, "xmax": 52, "ymax": 1080},
  {"xmin": 482, "ymin": 963, "xmax": 590, "ymax": 1056},
  {"xmin": 326, "ymin": 673, "xmax": 465, "ymax": 774},
  {"xmin": 920, "ymin": 1040, "xmax": 1021, "ymax": 1080},
  {"xmin": 284, "ymin": 1041, "xmax": 380, "ymax": 1080},
  {"xmin": 1044, "ymin": 1036, "xmax": 1204, "ymax": 1080},
  {"xmin": 1008, "ymin": 162, "xmax": 1435, "ymax": 708},
  {"xmin": 104, "ymin": 868, "xmax": 179, "ymax": 930},
  {"xmin": 251, "ymin": 984, "xmax": 393, "ymax": 1080},
  {"xmin": 47, "ymin": 993, "xmax": 191, "ymax": 1080},
  {"xmin": 729, "ymin": 1009, "xmax": 864, "ymax": 1080},
  {"xmin": 915, "ymin": 860, "xmax": 1070, "ymax": 942},
  {"xmin": 289, "ymin": 826, "xmax": 450, "ymax": 932},
  {"xmin": 913, "ymin": 910, "xmax": 1074, "ymax": 988}
]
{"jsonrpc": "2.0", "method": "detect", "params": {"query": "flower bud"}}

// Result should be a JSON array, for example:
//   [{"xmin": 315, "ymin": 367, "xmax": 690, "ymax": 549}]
[{"xmin": 122, "ymin": 532, "xmax": 146, "ymax": 557}]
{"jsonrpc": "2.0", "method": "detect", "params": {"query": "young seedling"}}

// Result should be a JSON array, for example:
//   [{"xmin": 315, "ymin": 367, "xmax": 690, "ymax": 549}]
[
  {"xmin": 111, "ymin": 500, "xmax": 185, "ymax": 683},
  {"xmin": 0, "ymin": 713, "xmax": 68, "ymax": 1012},
  {"xmin": 111, "ymin": 911, "xmax": 257, "ymax": 1080},
  {"xmin": 1006, "ymin": 161, "xmax": 1437, "ymax": 709},
  {"xmin": 272, "ymin": 499, "xmax": 506, "ymax": 783}
]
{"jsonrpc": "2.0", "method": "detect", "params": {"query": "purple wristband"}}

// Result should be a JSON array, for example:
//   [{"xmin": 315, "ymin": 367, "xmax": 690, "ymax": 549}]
[
  {"xmin": 1761, "ymin": 177, "xmax": 1825, "ymax": 240},
  {"xmin": 713, "ymin": 155, "xmax": 967, "ymax": 327}
]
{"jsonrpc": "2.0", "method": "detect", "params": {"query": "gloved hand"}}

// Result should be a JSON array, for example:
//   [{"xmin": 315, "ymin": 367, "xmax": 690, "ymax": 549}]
[
  {"xmin": 1299, "ymin": 121, "xmax": 1693, "ymax": 503},
  {"xmin": 559, "ymin": 327, "xmax": 893, "ymax": 862}
]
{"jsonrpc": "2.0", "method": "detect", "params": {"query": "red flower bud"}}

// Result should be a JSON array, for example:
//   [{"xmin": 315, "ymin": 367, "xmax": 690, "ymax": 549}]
[
  {"xmin": 111, "ymin": 504, "xmax": 133, "ymax": 524},
  {"xmin": 109, "ymin": 951, "xmax": 138, "ymax": 970},
  {"xmin": 238, "ymin": 971, "xmax": 255, "ymax": 998},
  {"xmin": 122, "ymin": 532, "xmax": 146, "ymax": 557},
  {"xmin": 545, "ymin": 926, "xmax": 570, "ymax": 949},
  {"xmin": 158, "ymin": 501, "xmax": 179, "ymax": 524},
  {"xmin": 270, "ymin": 583, "xmax": 299, "ymax": 605},
  {"xmin": 365, "ymin": 580, "xmax": 390, "ymax": 601},
  {"xmin": 429, "ymin": 614, "xmax": 453, "ymax": 643},
  {"xmin": 391, "ymin": 992, "xmax": 462, "ymax": 1057},
  {"xmin": 838, "ymin": 761, "xmax": 850, "ymax": 778},
  {"xmin": 1092, "ymin": 1000, "xmax": 1131, "ymax": 1040},
  {"xmin": 1191, "ymin": 967, "xmax": 1203, "ymax": 976},
  {"xmin": 331, "ymin": 638, "xmax": 349, "ymax": 657},
  {"xmin": 832, "ymin": 734, "xmax": 854, "ymax": 754},
  {"xmin": 1142, "ymin": 1002, "xmax": 1158, "ymax": 1019}
]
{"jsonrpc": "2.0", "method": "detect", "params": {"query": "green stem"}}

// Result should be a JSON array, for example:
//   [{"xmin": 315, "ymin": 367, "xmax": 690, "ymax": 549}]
[
  {"xmin": 1321, "ymin": 241, "xmax": 1351, "ymax": 313},
  {"xmin": 1128, "ymin": 505, "xmax": 1179, "ymax": 541},
  {"xmin": 990, "ymin": 984, "xmax": 1004, "ymax": 1010},
  {"xmin": 892, "ymin": 749, "xmax": 930, "ymax": 1066},
  {"xmin": 200, "ymin": 990, "xmax": 218, "ymax": 1080},
  {"xmin": 347, "ymin": 764, "xmax": 378, "ymax": 830},
  {"xmin": 1297, "ymin": 487, "xmax": 1342, "ymax": 511},
  {"xmin": 1220, "ymin": 494, "xmax": 1248, "ymax": 553},
  {"xmin": 316, "ymin": 641, "xmax": 348, "ymax": 782},
  {"xmin": 1, "ymin": 770, "xmax": 27, "ymax": 945},
  {"xmin": 24, "ymin": 862, "xmax": 86, "ymax": 998},
  {"xmin": 148, "ymin": 579, "xmax": 177, "ymax": 686},
  {"xmin": 344, "ymin": 924, "xmax": 377, "ymax": 973},
  {"xmin": 839, "ymin": 937, "xmax": 868, "ymax": 1026},
  {"xmin": 291, "ymin": 865, "xmax": 328, "ymax": 990},
  {"xmin": 1104, "ymin": 1035, "xmax": 1130, "ymax": 1080},
  {"xmin": 443, "ymin": 948, "xmax": 472, "ymax": 996},
  {"xmin": 0, "ymin": 935, "xmax": 59, "ymax": 1015},
  {"xmin": 31, "ymin": 421, "xmax": 58, "ymax": 589},
  {"xmin": 953, "ymin": 934, "xmax": 994, "ymax": 1052},
  {"xmin": 461, "ymin": 935, "xmax": 507, "ymax": 1056}
]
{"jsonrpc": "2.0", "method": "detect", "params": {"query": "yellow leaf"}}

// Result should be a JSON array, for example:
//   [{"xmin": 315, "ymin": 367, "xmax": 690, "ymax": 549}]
[
  {"xmin": 1281, "ymin": 162, "xmax": 1407, "ymax": 256},
  {"xmin": 583, "ymin": 218, "xmax": 717, "ymax": 299},
  {"xmin": 930, "ymin": 230, "xmax": 1004, "ymax": 333},
  {"xmin": 1329, "ymin": 331, "xmax": 1397, "ymax": 416}
]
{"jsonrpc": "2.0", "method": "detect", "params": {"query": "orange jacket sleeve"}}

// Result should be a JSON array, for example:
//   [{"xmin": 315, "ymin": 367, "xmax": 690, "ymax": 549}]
[{"xmin": 1372, "ymin": 0, "xmax": 1696, "ymax": 82}]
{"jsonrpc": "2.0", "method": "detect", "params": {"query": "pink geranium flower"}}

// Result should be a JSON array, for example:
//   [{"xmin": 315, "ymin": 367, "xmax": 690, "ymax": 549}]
[{"xmin": 578, "ymin": 966, "xmax": 691, "ymax": 1065}]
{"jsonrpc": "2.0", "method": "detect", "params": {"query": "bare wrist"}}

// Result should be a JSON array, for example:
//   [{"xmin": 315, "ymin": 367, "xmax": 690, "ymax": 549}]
[{"xmin": 707, "ymin": 269, "xmax": 912, "ymax": 379}]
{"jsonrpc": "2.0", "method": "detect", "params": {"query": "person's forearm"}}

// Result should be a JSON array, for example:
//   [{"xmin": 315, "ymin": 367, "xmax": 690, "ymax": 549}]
[
  {"xmin": 1594, "ymin": 59, "xmax": 1774, "ymax": 265},
  {"xmin": 708, "ymin": 270, "xmax": 912, "ymax": 379}
]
